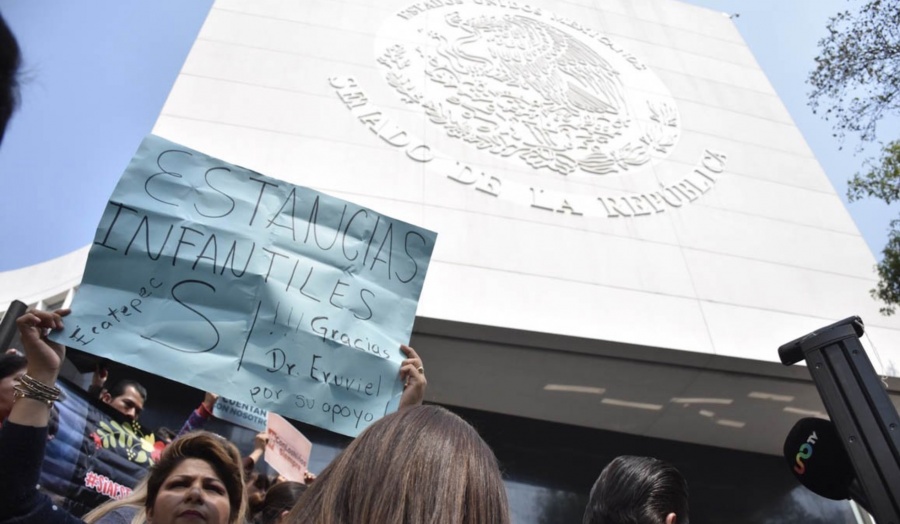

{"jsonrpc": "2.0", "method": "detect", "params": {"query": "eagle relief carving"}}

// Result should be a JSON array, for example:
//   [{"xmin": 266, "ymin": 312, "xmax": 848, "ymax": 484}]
[{"xmin": 377, "ymin": 9, "xmax": 681, "ymax": 177}]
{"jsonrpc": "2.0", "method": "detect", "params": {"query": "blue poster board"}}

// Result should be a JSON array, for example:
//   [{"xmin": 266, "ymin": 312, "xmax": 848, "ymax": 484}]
[{"xmin": 53, "ymin": 135, "xmax": 437, "ymax": 436}]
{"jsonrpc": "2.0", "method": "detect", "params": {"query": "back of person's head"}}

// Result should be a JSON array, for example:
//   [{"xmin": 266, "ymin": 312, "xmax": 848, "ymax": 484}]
[
  {"xmin": 145, "ymin": 431, "xmax": 247, "ymax": 524},
  {"xmin": 583, "ymin": 456, "xmax": 689, "ymax": 524},
  {"xmin": 0, "ymin": 12, "xmax": 22, "ymax": 145},
  {"xmin": 254, "ymin": 481, "xmax": 306, "ymax": 524},
  {"xmin": 0, "ymin": 352, "xmax": 26, "ymax": 380},
  {"xmin": 286, "ymin": 405, "xmax": 510, "ymax": 524}
]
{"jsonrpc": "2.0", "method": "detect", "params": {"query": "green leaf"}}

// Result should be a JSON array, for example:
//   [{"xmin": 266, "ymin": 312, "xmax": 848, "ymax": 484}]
[
  {"xmin": 870, "ymin": 220, "xmax": 900, "ymax": 316},
  {"xmin": 846, "ymin": 141, "xmax": 900, "ymax": 204},
  {"xmin": 808, "ymin": 0, "xmax": 899, "ymax": 145}
]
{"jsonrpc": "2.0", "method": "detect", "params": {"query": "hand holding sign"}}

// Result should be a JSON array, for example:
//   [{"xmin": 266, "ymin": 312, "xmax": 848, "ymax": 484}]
[
  {"xmin": 52, "ymin": 135, "xmax": 437, "ymax": 436},
  {"xmin": 16, "ymin": 309, "xmax": 70, "ymax": 386},
  {"xmin": 399, "ymin": 345, "xmax": 427, "ymax": 409},
  {"xmin": 202, "ymin": 391, "xmax": 219, "ymax": 412}
]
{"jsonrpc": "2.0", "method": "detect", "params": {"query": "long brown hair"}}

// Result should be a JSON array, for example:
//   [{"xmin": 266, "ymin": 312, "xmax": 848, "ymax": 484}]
[
  {"xmin": 145, "ymin": 431, "xmax": 247, "ymax": 524},
  {"xmin": 286, "ymin": 405, "xmax": 510, "ymax": 524}
]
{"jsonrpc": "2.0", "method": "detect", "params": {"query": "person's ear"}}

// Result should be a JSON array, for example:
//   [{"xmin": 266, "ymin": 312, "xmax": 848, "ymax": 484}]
[
  {"xmin": 665, "ymin": 513, "xmax": 677, "ymax": 524},
  {"xmin": 276, "ymin": 509, "xmax": 289, "ymax": 523},
  {"xmin": 100, "ymin": 391, "xmax": 112, "ymax": 404},
  {"xmin": 145, "ymin": 506, "xmax": 154, "ymax": 523}
]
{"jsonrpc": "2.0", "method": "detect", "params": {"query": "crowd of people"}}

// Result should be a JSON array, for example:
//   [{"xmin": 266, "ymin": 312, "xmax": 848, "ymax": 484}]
[
  {"xmin": 0, "ymin": 12, "xmax": 691, "ymax": 524},
  {"xmin": 0, "ymin": 309, "xmax": 690, "ymax": 524}
]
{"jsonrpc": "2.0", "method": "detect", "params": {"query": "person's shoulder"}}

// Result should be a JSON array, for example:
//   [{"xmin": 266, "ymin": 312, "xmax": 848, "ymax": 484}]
[
  {"xmin": 1, "ymin": 499, "xmax": 86, "ymax": 524},
  {"xmin": 93, "ymin": 505, "xmax": 139, "ymax": 524}
]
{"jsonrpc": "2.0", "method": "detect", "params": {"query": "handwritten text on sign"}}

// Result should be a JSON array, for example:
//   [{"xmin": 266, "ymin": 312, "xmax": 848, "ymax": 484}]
[{"xmin": 52, "ymin": 134, "xmax": 437, "ymax": 436}]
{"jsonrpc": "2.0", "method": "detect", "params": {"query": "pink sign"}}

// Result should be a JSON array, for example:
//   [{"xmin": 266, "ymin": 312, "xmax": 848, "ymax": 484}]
[{"xmin": 265, "ymin": 412, "xmax": 313, "ymax": 483}]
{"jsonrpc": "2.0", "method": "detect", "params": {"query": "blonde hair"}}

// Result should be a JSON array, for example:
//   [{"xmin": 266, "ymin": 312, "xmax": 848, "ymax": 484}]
[
  {"xmin": 287, "ymin": 405, "xmax": 510, "ymax": 524},
  {"xmin": 84, "ymin": 431, "xmax": 247, "ymax": 524},
  {"xmin": 82, "ymin": 478, "xmax": 146, "ymax": 524}
]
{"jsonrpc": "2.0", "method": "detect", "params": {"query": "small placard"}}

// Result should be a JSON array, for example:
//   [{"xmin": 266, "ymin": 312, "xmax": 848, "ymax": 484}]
[{"xmin": 265, "ymin": 412, "xmax": 313, "ymax": 483}]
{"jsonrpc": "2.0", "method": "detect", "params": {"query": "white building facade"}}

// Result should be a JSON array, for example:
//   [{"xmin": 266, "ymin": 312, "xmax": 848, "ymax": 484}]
[{"xmin": 3, "ymin": 0, "xmax": 897, "ymax": 521}]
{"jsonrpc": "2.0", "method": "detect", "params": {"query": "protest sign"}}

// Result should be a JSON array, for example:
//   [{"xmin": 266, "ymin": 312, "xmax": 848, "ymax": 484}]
[
  {"xmin": 265, "ymin": 412, "xmax": 313, "ymax": 483},
  {"xmin": 214, "ymin": 397, "xmax": 268, "ymax": 433},
  {"xmin": 53, "ymin": 134, "xmax": 437, "ymax": 436},
  {"xmin": 42, "ymin": 379, "xmax": 157, "ymax": 517}
]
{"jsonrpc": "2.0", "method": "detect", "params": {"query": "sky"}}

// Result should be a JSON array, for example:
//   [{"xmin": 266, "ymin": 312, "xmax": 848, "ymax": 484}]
[
  {"xmin": 0, "ymin": 1, "xmax": 213, "ymax": 271},
  {"xmin": 0, "ymin": 0, "xmax": 896, "ymax": 272},
  {"xmin": 684, "ymin": 0, "xmax": 899, "ymax": 262}
]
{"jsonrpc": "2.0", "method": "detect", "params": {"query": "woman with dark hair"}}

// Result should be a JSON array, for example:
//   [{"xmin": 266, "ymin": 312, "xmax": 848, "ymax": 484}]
[
  {"xmin": 253, "ymin": 481, "xmax": 306, "ymax": 524},
  {"xmin": 143, "ymin": 430, "xmax": 247, "ymax": 523},
  {"xmin": 0, "ymin": 351, "xmax": 27, "ymax": 425},
  {"xmin": 0, "ymin": 11, "xmax": 22, "ymax": 144},
  {"xmin": 286, "ymin": 404, "xmax": 510, "ymax": 524},
  {"xmin": 0, "ymin": 309, "xmax": 248, "ymax": 524},
  {"xmin": 583, "ymin": 455, "xmax": 689, "ymax": 524}
]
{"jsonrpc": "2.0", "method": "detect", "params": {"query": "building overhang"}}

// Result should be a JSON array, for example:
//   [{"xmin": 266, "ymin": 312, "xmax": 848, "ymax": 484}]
[{"xmin": 413, "ymin": 316, "xmax": 900, "ymax": 455}]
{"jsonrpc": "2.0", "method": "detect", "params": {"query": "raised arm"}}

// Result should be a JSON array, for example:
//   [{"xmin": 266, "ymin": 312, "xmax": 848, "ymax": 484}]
[
  {"xmin": 8, "ymin": 309, "xmax": 69, "ymax": 427},
  {"xmin": 177, "ymin": 390, "xmax": 220, "ymax": 438},
  {"xmin": 0, "ymin": 309, "xmax": 81, "ymax": 523},
  {"xmin": 245, "ymin": 431, "xmax": 268, "ymax": 471}
]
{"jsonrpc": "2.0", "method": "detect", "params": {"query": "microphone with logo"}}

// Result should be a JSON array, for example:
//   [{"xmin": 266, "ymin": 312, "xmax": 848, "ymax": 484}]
[{"xmin": 783, "ymin": 417, "xmax": 871, "ymax": 512}]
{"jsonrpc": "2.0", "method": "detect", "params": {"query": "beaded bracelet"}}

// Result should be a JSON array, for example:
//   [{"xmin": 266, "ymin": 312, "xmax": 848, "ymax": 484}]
[
  {"xmin": 13, "ymin": 386, "xmax": 55, "ymax": 406},
  {"xmin": 19, "ymin": 374, "xmax": 61, "ymax": 396},
  {"xmin": 13, "ymin": 374, "xmax": 61, "ymax": 406}
]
